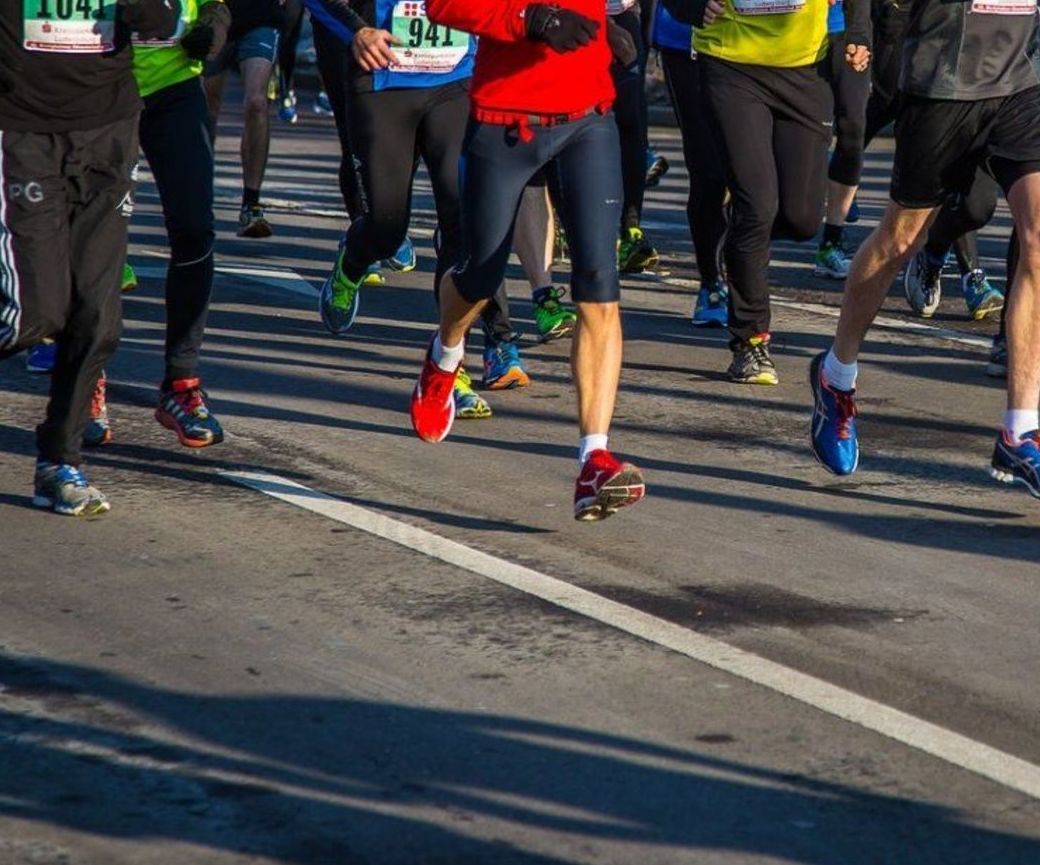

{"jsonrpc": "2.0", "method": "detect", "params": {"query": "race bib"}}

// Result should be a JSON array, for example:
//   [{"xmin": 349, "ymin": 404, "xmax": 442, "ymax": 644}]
[
  {"xmin": 390, "ymin": 1, "xmax": 467, "ymax": 75},
  {"xmin": 731, "ymin": 0, "xmax": 806, "ymax": 15},
  {"xmin": 23, "ymin": 0, "xmax": 116, "ymax": 53},
  {"xmin": 970, "ymin": 0, "xmax": 1036, "ymax": 14}
]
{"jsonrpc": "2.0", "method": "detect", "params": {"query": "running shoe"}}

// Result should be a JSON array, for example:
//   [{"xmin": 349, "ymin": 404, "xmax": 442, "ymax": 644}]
[
  {"xmin": 155, "ymin": 378, "xmax": 224, "ymax": 448},
  {"xmin": 987, "ymin": 335, "xmax": 1008, "ymax": 378},
  {"xmin": 454, "ymin": 367, "xmax": 492, "ymax": 419},
  {"xmin": 313, "ymin": 90, "xmax": 334, "ymax": 116},
  {"xmin": 809, "ymin": 351, "xmax": 859, "ymax": 476},
  {"xmin": 573, "ymin": 449, "xmax": 646, "ymax": 522},
  {"xmin": 25, "ymin": 340, "xmax": 56, "ymax": 374},
  {"xmin": 645, "ymin": 150, "xmax": 670, "ymax": 188},
  {"xmin": 384, "ymin": 235, "xmax": 417, "ymax": 272},
  {"xmin": 362, "ymin": 264, "xmax": 385, "ymax": 286},
  {"xmin": 814, "ymin": 241, "xmax": 851, "ymax": 280},
  {"xmin": 903, "ymin": 250, "xmax": 942, "ymax": 317},
  {"xmin": 961, "ymin": 269, "xmax": 1004, "ymax": 320},
  {"xmin": 83, "ymin": 376, "xmax": 112, "ymax": 447},
  {"xmin": 692, "ymin": 278, "xmax": 728, "ymax": 328},
  {"xmin": 33, "ymin": 460, "xmax": 110, "ymax": 517},
  {"xmin": 319, "ymin": 251, "xmax": 362, "ymax": 335},
  {"xmin": 533, "ymin": 287, "xmax": 577, "ymax": 342},
  {"xmin": 278, "ymin": 91, "xmax": 298, "ymax": 124},
  {"xmin": 482, "ymin": 340, "xmax": 530, "ymax": 390},
  {"xmin": 121, "ymin": 263, "xmax": 138, "ymax": 292},
  {"xmin": 728, "ymin": 334, "xmax": 778, "ymax": 385},
  {"xmin": 990, "ymin": 430, "xmax": 1040, "ymax": 498},
  {"xmin": 410, "ymin": 337, "xmax": 458, "ymax": 443},
  {"xmin": 845, "ymin": 198, "xmax": 860, "ymax": 224},
  {"xmin": 238, "ymin": 205, "xmax": 273, "ymax": 238},
  {"xmin": 618, "ymin": 226, "xmax": 660, "ymax": 274}
]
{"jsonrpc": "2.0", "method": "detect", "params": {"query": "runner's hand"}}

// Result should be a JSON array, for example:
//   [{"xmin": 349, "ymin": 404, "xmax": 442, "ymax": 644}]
[
  {"xmin": 607, "ymin": 19, "xmax": 637, "ymax": 67},
  {"xmin": 845, "ymin": 43, "xmax": 871, "ymax": 72},
  {"xmin": 524, "ymin": 4, "xmax": 600, "ymax": 53},
  {"xmin": 181, "ymin": 1, "xmax": 231, "ymax": 60},
  {"xmin": 701, "ymin": 0, "xmax": 725, "ymax": 25},
  {"xmin": 353, "ymin": 27, "xmax": 402, "ymax": 71}
]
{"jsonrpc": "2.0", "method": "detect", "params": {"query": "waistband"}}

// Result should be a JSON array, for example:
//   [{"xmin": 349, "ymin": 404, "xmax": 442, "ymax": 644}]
[{"xmin": 472, "ymin": 101, "xmax": 611, "ymax": 143}]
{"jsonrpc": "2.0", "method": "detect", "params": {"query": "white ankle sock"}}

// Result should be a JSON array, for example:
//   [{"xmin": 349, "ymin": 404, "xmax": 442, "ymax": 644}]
[
  {"xmin": 431, "ymin": 333, "xmax": 464, "ymax": 373},
  {"xmin": 578, "ymin": 434, "xmax": 609, "ymax": 466},
  {"xmin": 822, "ymin": 347, "xmax": 858, "ymax": 391},
  {"xmin": 1004, "ymin": 409, "xmax": 1039, "ymax": 441}
]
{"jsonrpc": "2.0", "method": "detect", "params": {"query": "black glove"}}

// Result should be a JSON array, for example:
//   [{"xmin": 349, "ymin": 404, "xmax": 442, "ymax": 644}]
[
  {"xmin": 118, "ymin": 0, "xmax": 181, "ymax": 40},
  {"xmin": 524, "ymin": 4, "xmax": 599, "ymax": 53},
  {"xmin": 180, "ymin": 0, "xmax": 232, "ymax": 60}
]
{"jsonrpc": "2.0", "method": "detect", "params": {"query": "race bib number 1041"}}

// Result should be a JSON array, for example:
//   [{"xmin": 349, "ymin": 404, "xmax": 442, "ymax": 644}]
[{"xmin": 23, "ymin": 0, "xmax": 116, "ymax": 54}]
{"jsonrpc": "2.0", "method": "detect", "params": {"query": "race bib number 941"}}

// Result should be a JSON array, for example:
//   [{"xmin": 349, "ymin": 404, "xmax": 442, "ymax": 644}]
[
  {"xmin": 23, "ymin": 0, "xmax": 116, "ymax": 53},
  {"xmin": 390, "ymin": 1, "xmax": 467, "ymax": 74}
]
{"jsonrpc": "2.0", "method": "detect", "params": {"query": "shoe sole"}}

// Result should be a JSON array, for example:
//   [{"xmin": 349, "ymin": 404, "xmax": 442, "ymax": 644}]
[
  {"xmin": 155, "ymin": 409, "xmax": 223, "ymax": 448},
  {"xmin": 812, "ymin": 265, "xmax": 848, "ymax": 280},
  {"xmin": 456, "ymin": 407, "xmax": 493, "ymax": 419},
  {"xmin": 729, "ymin": 372, "xmax": 779, "ymax": 386},
  {"xmin": 691, "ymin": 315, "xmax": 726, "ymax": 328},
  {"xmin": 538, "ymin": 320, "xmax": 576, "ymax": 343},
  {"xmin": 620, "ymin": 252, "xmax": 660, "ymax": 275},
  {"xmin": 574, "ymin": 466, "xmax": 646, "ymax": 522},
  {"xmin": 484, "ymin": 369, "xmax": 530, "ymax": 390},
  {"xmin": 808, "ymin": 355, "xmax": 860, "ymax": 476},
  {"xmin": 25, "ymin": 364, "xmax": 54, "ymax": 374},
  {"xmin": 32, "ymin": 494, "xmax": 111, "ymax": 517},
  {"xmin": 970, "ymin": 299, "xmax": 1004, "ymax": 321},
  {"xmin": 989, "ymin": 466, "xmax": 1040, "ymax": 499},
  {"xmin": 985, "ymin": 362, "xmax": 1008, "ymax": 378},
  {"xmin": 238, "ymin": 221, "xmax": 273, "ymax": 239}
]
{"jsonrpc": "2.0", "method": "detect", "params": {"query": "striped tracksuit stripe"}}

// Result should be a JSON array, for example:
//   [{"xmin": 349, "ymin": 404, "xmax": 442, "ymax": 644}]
[{"xmin": 0, "ymin": 131, "xmax": 23, "ymax": 351}]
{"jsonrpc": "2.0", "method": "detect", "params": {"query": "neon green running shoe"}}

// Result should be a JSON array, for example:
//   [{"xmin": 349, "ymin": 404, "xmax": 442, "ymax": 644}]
[
  {"xmin": 533, "ymin": 286, "xmax": 577, "ymax": 342},
  {"xmin": 121, "ymin": 263, "xmax": 137, "ymax": 292},
  {"xmin": 618, "ymin": 226, "xmax": 659, "ymax": 274},
  {"xmin": 319, "ymin": 249, "xmax": 362, "ymax": 335},
  {"xmin": 454, "ymin": 366, "xmax": 492, "ymax": 419}
]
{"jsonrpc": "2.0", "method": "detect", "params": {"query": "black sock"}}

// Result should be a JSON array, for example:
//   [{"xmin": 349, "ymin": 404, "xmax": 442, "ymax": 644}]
[
  {"xmin": 823, "ymin": 223, "xmax": 844, "ymax": 247},
  {"xmin": 242, "ymin": 187, "xmax": 260, "ymax": 208}
]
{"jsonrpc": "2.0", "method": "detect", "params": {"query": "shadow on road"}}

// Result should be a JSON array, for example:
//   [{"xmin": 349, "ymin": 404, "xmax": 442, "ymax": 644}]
[{"xmin": 0, "ymin": 654, "xmax": 1037, "ymax": 865}]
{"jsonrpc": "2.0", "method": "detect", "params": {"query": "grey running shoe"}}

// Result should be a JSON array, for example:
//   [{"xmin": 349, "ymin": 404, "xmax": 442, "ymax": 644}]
[{"xmin": 33, "ymin": 461, "xmax": 110, "ymax": 517}]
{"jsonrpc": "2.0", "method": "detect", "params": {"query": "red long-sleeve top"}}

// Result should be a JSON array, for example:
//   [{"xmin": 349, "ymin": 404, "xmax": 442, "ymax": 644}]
[{"xmin": 425, "ymin": 0, "xmax": 614, "ymax": 116}]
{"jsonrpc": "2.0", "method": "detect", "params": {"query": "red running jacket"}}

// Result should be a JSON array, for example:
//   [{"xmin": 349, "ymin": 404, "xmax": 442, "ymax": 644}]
[{"xmin": 425, "ymin": 0, "xmax": 614, "ymax": 116}]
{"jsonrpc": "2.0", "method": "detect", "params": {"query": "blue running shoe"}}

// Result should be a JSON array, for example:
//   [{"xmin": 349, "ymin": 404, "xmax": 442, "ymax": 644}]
[
  {"xmin": 384, "ymin": 235, "xmax": 417, "ymax": 272},
  {"xmin": 33, "ymin": 460, "xmax": 110, "ymax": 516},
  {"xmin": 278, "ymin": 93, "xmax": 298, "ymax": 125},
  {"xmin": 692, "ymin": 278, "xmax": 728, "ymax": 327},
  {"xmin": 960, "ymin": 269, "xmax": 1004, "ymax": 321},
  {"xmin": 990, "ymin": 430, "xmax": 1040, "ymax": 498},
  {"xmin": 845, "ymin": 198, "xmax": 860, "ymax": 224},
  {"xmin": 313, "ymin": 90, "xmax": 333, "ymax": 116},
  {"xmin": 25, "ymin": 340, "xmax": 57, "ymax": 374},
  {"xmin": 809, "ymin": 352, "xmax": 859, "ymax": 475},
  {"xmin": 482, "ymin": 340, "xmax": 530, "ymax": 390}
]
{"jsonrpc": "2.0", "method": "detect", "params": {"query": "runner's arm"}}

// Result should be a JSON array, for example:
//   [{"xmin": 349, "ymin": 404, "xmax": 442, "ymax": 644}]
[
  {"xmin": 659, "ymin": 0, "xmax": 721, "ymax": 28},
  {"xmin": 303, "ymin": 0, "xmax": 368, "ymax": 44},
  {"xmin": 843, "ymin": 0, "xmax": 872, "ymax": 71},
  {"xmin": 426, "ymin": 0, "xmax": 531, "ymax": 41}
]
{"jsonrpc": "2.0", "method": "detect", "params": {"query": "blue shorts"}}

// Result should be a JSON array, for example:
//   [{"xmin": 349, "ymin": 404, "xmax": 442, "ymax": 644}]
[
  {"xmin": 454, "ymin": 111, "xmax": 623, "ymax": 304},
  {"xmin": 204, "ymin": 27, "xmax": 280, "ymax": 76}
]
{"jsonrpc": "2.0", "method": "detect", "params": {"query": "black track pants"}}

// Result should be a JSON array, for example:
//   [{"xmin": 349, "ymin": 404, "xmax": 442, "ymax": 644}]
[
  {"xmin": 661, "ymin": 49, "xmax": 727, "ymax": 286},
  {"xmin": 0, "ymin": 117, "xmax": 137, "ymax": 465},
  {"xmin": 611, "ymin": 8, "xmax": 648, "ymax": 231},
  {"xmin": 700, "ymin": 56, "xmax": 832, "ymax": 341},
  {"xmin": 140, "ymin": 77, "xmax": 216, "ymax": 384}
]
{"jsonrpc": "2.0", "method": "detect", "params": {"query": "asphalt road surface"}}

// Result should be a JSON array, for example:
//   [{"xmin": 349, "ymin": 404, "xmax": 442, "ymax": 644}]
[{"xmin": 1, "ymin": 91, "xmax": 1038, "ymax": 865}]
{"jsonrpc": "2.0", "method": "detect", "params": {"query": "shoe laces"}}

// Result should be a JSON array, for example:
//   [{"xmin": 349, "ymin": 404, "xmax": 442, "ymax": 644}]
[
  {"xmin": 831, "ymin": 389, "xmax": 858, "ymax": 440},
  {"xmin": 538, "ymin": 286, "xmax": 568, "ymax": 310},
  {"xmin": 499, "ymin": 341, "xmax": 522, "ymax": 367},
  {"xmin": 455, "ymin": 366, "xmax": 474, "ymax": 393},
  {"xmin": 40, "ymin": 462, "xmax": 88, "ymax": 489},
  {"xmin": 168, "ymin": 384, "xmax": 207, "ymax": 416}
]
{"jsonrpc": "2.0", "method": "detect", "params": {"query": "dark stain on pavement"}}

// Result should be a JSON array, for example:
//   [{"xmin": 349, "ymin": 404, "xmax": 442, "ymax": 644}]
[{"xmin": 597, "ymin": 582, "xmax": 928, "ymax": 634}]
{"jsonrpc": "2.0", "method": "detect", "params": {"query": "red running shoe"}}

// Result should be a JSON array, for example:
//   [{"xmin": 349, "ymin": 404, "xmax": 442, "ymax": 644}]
[
  {"xmin": 410, "ymin": 338, "xmax": 458, "ymax": 443},
  {"xmin": 573, "ymin": 449, "xmax": 646, "ymax": 521}
]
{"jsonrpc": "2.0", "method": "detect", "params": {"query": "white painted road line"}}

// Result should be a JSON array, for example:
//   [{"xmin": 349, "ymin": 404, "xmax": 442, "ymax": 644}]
[{"xmin": 224, "ymin": 469, "xmax": 1040, "ymax": 801}]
